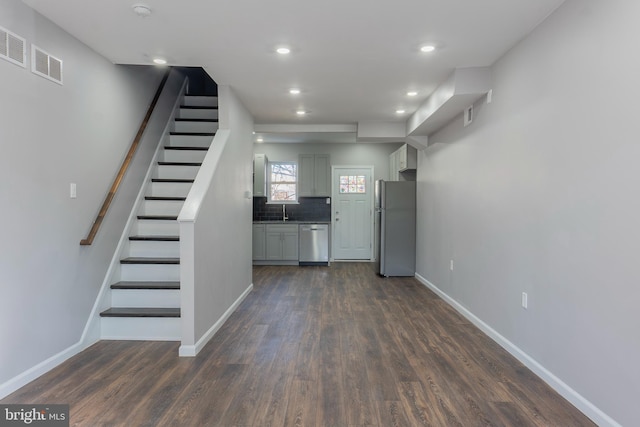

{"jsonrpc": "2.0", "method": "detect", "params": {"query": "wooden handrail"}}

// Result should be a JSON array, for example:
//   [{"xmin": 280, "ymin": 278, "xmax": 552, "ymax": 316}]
[{"xmin": 80, "ymin": 69, "xmax": 171, "ymax": 245}]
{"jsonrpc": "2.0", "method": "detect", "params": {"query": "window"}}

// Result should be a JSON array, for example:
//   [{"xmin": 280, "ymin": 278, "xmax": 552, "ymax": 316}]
[
  {"xmin": 339, "ymin": 175, "xmax": 366, "ymax": 193},
  {"xmin": 268, "ymin": 161, "xmax": 297, "ymax": 203}
]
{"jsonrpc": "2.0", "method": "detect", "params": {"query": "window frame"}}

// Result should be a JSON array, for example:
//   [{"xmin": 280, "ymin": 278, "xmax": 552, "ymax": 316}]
[{"xmin": 267, "ymin": 160, "xmax": 299, "ymax": 204}]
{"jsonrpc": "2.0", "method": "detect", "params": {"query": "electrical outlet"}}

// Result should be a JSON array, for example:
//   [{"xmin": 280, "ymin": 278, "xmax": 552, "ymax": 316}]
[
  {"xmin": 487, "ymin": 89, "xmax": 493, "ymax": 104},
  {"xmin": 522, "ymin": 292, "xmax": 528, "ymax": 309},
  {"xmin": 70, "ymin": 183, "xmax": 77, "ymax": 199},
  {"xmin": 450, "ymin": 260, "xmax": 454, "ymax": 271}
]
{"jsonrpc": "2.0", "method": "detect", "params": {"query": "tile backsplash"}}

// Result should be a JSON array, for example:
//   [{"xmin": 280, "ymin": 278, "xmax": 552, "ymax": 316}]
[{"xmin": 253, "ymin": 197, "xmax": 331, "ymax": 222}]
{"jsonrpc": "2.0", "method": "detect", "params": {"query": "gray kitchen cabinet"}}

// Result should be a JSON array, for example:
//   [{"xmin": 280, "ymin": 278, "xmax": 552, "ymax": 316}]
[
  {"xmin": 253, "ymin": 153, "xmax": 268, "ymax": 197},
  {"xmin": 299, "ymin": 154, "xmax": 330, "ymax": 197},
  {"xmin": 265, "ymin": 224, "xmax": 299, "ymax": 260},
  {"xmin": 252, "ymin": 224, "xmax": 266, "ymax": 260},
  {"xmin": 389, "ymin": 144, "xmax": 417, "ymax": 180},
  {"xmin": 397, "ymin": 144, "xmax": 417, "ymax": 171},
  {"xmin": 389, "ymin": 150, "xmax": 399, "ymax": 181}
]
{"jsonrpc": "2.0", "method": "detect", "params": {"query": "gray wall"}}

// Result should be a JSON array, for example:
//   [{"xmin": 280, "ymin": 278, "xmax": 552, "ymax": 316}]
[
  {"xmin": 0, "ymin": 0, "xmax": 165, "ymax": 391},
  {"xmin": 253, "ymin": 142, "xmax": 403, "ymax": 183},
  {"xmin": 415, "ymin": 1, "xmax": 639, "ymax": 425},
  {"xmin": 192, "ymin": 85, "xmax": 254, "ymax": 343}
]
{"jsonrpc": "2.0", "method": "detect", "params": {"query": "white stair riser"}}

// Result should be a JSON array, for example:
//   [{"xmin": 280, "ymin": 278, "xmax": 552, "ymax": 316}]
[
  {"xmin": 149, "ymin": 182, "xmax": 192, "ymax": 198},
  {"xmin": 140, "ymin": 199, "xmax": 184, "ymax": 216},
  {"xmin": 101, "ymin": 317, "xmax": 181, "ymax": 341},
  {"xmin": 173, "ymin": 121, "xmax": 218, "ymax": 133},
  {"xmin": 120, "ymin": 263, "xmax": 180, "ymax": 282},
  {"xmin": 134, "ymin": 220, "xmax": 179, "ymax": 236},
  {"xmin": 161, "ymin": 149, "xmax": 207, "ymax": 163},
  {"xmin": 127, "ymin": 240, "xmax": 180, "ymax": 258},
  {"xmin": 168, "ymin": 134, "xmax": 214, "ymax": 147},
  {"xmin": 183, "ymin": 96, "xmax": 218, "ymax": 107},
  {"xmin": 155, "ymin": 165, "xmax": 199, "ymax": 180},
  {"xmin": 177, "ymin": 108, "xmax": 218, "ymax": 120},
  {"xmin": 111, "ymin": 289, "xmax": 180, "ymax": 308}
]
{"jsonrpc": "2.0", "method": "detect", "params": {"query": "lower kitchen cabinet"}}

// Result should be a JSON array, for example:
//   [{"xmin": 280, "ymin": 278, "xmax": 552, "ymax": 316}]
[
  {"xmin": 253, "ymin": 223, "xmax": 299, "ymax": 264},
  {"xmin": 266, "ymin": 224, "xmax": 299, "ymax": 261},
  {"xmin": 252, "ymin": 224, "xmax": 266, "ymax": 260}
]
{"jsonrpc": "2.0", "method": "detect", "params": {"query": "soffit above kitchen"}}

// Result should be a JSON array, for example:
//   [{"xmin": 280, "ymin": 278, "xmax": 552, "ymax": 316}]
[{"xmin": 21, "ymin": 0, "xmax": 565, "ymax": 140}]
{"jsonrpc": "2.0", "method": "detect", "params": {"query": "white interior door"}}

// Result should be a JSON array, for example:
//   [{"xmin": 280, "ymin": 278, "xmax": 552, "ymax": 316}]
[{"xmin": 332, "ymin": 166, "xmax": 373, "ymax": 260}]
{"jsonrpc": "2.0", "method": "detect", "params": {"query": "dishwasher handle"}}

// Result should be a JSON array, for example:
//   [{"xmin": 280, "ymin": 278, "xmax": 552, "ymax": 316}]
[{"xmin": 300, "ymin": 225, "xmax": 327, "ymax": 231}]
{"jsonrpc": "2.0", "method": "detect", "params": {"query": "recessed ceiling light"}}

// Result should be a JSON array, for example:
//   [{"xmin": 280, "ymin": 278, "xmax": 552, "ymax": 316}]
[
  {"xmin": 296, "ymin": 110, "xmax": 306, "ymax": 116},
  {"xmin": 256, "ymin": 137, "xmax": 264, "ymax": 143},
  {"xmin": 289, "ymin": 88, "xmax": 301, "ymax": 95},
  {"xmin": 132, "ymin": 4, "xmax": 152, "ymax": 17},
  {"xmin": 276, "ymin": 47, "xmax": 291, "ymax": 55},
  {"xmin": 420, "ymin": 45, "xmax": 436, "ymax": 53},
  {"xmin": 407, "ymin": 91, "xmax": 418, "ymax": 97},
  {"xmin": 152, "ymin": 58, "xmax": 167, "ymax": 65},
  {"xmin": 396, "ymin": 109, "xmax": 406, "ymax": 114}
]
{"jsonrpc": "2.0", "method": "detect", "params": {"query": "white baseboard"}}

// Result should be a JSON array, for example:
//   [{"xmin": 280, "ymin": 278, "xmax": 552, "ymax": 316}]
[
  {"xmin": 179, "ymin": 283, "xmax": 253, "ymax": 357},
  {"xmin": 414, "ymin": 273, "xmax": 621, "ymax": 427},
  {"xmin": 0, "ymin": 338, "xmax": 95, "ymax": 400}
]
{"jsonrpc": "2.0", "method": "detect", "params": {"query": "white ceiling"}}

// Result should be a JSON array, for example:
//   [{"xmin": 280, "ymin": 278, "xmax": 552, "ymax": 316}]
[{"xmin": 22, "ymin": 0, "xmax": 564, "ymax": 141}]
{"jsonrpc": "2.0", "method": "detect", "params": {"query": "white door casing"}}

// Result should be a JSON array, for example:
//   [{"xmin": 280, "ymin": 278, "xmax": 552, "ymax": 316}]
[{"xmin": 331, "ymin": 166, "xmax": 374, "ymax": 260}]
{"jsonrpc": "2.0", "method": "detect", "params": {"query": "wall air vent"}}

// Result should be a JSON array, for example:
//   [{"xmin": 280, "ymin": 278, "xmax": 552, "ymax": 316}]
[
  {"xmin": 0, "ymin": 25, "xmax": 27, "ymax": 68},
  {"xmin": 31, "ymin": 45, "xmax": 63, "ymax": 85},
  {"xmin": 463, "ymin": 104, "xmax": 473, "ymax": 127}
]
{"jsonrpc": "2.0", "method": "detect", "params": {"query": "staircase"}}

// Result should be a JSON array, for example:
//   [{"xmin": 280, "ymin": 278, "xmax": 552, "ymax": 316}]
[{"xmin": 100, "ymin": 93, "xmax": 218, "ymax": 340}]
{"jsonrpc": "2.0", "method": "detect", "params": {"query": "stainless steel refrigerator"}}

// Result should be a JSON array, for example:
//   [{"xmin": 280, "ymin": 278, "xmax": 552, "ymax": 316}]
[{"xmin": 375, "ymin": 180, "xmax": 416, "ymax": 277}]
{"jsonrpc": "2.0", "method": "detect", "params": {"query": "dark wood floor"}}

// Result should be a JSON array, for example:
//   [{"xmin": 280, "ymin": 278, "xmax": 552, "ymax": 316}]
[{"xmin": 3, "ymin": 263, "xmax": 594, "ymax": 426}]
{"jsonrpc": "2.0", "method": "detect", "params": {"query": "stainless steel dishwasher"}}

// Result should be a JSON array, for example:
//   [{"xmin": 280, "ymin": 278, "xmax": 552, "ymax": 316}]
[{"xmin": 298, "ymin": 224, "xmax": 329, "ymax": 265}]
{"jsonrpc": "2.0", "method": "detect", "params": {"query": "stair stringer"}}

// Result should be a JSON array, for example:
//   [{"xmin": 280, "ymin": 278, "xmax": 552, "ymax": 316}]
[{"xmin": 81, "ymin": 76, "xmax": 189, "ymax": 344}]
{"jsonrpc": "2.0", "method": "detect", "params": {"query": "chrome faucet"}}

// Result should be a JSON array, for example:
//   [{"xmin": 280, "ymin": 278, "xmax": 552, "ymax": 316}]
[{"xmin": 282, "ymin": 204, "xmax": 288, "ymax": 222}]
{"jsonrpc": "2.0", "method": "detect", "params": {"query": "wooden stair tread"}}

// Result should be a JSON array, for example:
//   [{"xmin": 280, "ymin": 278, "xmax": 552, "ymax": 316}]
[
  {"xmin": 110, "ymin": 281, "xmax": 180, "ymax": 290},
  {"xmin": 129, "ymin": 235, "xmax": 179, "ymax": 241},
  {"xmin": 169, "ymin": 132, "xmax": 216, "ymax": 136},
  {"xmin": 179, "ymin": 105, "xmax": 218, "ymax": 110},
  {"xmin": 120, "ymin": 257, "xmax": 180, "ymax": 264},
  {"xmin": 151, "ymin": 178, "xmax": 194, "ymax": 183},
  {"xmin": 163, "ymin": 146, "xmax": 209, "ymax": 151},
  {"xmin": 157, "ymin": 161, "xmax": 203, "ymax": 167},
  {"xmin": 174, "ymin": 118, "xmax": 218, "ymax": 123},
  {"xmin": 137, "ymin": 215, "xmax": 178, "ymax": 221},
  {"xmin": 100, "ymin": 307, "xmax": 180, "ymax": 318},
  {"xmin": 144, "ymin": 196, "xmax": 187, "ymax": 201}
]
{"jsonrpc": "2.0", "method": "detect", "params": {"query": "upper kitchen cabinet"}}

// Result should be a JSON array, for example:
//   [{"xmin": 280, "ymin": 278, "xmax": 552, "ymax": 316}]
[
  {"xmin": 299, "ymin": 154, "xmax": 330, "ymax": 197},
  {"xmin": 389, "ymin": 150, "xmax": 399, "ymax": 181},
  {"xmin": 396, "ymin": 144, "xmax": 417, "ymax": 171},
  {"xmin": 254, "ymin": 153, "xmax": 268, "ymax": 197},
  {"xmin": 389, "ymin": 144, "xmax": 417, "ymax": 181}
]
